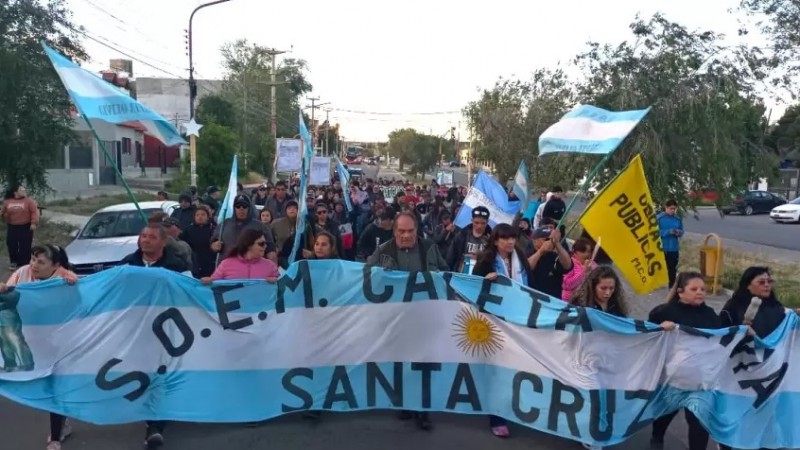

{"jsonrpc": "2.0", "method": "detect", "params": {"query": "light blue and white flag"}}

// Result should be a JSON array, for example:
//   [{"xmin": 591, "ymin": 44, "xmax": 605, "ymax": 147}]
[
  {"xmin": 455, "ymin": 170, "xmax": 520, "ymax": 228},
  {"xmin": 289, "ymin": 112, "xmax": 314, "ymax": 264},
  {"xmin": 1, "ymin": 263, "xmax": 799, "ymax": 449},
  {"xmin": 538, "ymin": 105, "xmax": 650, "ymax": 156},
  {"xmin": 216, "ymin": 155, "xmax": 239, "ymax": 225},
  {"xmin": 512, "ymin": 161, "xmax": 529, "ymax": 211},
  {"xmin": 41, "ymin": 43, "xmax": 185, "ymax": 146},
  {"xmin": 335, "ymin": 157, "xmax": 353, "ymax": 212}
]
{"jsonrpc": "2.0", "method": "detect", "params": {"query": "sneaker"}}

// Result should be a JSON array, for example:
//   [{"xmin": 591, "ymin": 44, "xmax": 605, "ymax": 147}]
[
  {"xmin": 46, "ymin": 441, "xmax": 61, "ymax": 450},
  {"xmin": 144, "ymin": 430, "xmax": 164, "ymax": 449},
  {"xmin": 582, "ymin": 444, "xmax": 602, "ymax": 450},
  {"xmin": 46, "ymin": 418, "xmax": 72, "ymax": 443},
  {"xmin": 491, "ymin": 425, "xmax": 510, "ymax": 438},
  {"xmin": 414, "ymin": 413, "xmax": 432, "ymax": 431}
]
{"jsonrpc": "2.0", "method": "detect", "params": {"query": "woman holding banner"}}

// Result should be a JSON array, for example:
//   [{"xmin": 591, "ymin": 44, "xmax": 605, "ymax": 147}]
[
  {"xmin": 571, "ymin": 266, "xmax": 629, "ymax": 318},
  {"xmin": 472, "ymin": 223, "xmax": 532, "ymax": 438},
  {"xmin": 648, "ymin": 271, "xmax": 721, "ymax": 450},
  {"xmin": 1, "ymin": 244, "xmax": 77, "ymax": 450}
]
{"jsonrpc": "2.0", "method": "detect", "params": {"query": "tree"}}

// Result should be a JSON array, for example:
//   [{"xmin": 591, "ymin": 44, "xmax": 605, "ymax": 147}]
[
  {"xmin": 766, "ymin": 105, "xmax": 800, "ymax": 162},
  {"xmin": 196, "ymin": 94, "xmax": 236, "ymax": 129},
  {"xmin": 575, "ymin": 14, "xmax": 775, "ymax": 207},
  {"xmin": 464, "ymin": 69, "xmax": 584, "ymax": 187},
  {"xmin": 739, "ymin": 0, "xmax": 800, "ymax": 96},
  {"xmin": 387, "ymin": 128, "xmax": 417, "ymax": 172},
  {"xmin": 196, "ymin": 123, "xmax": 239, "ymax": 188},
  {"xmin": 386, "ymin": 128, "xmax": 443, "ymax": 176},
  {"xmin": 0, "ymin": 0, "xmax": 86, "ymax": 194},
  {"xmin": 218, "ymin": 40, "xmax": 313, "ymax": 178}
]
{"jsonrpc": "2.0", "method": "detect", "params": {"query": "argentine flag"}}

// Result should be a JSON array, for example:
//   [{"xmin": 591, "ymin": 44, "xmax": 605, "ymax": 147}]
[
  {"xmin": 538, "ymin": 105, "xmax": 650, "ymax": 156},
  {"xmin": 289, "ymin": 111, "xmax": 314, "ymax": 265},
  {"xmin": 41, "ymin": 43, "xmax": 185, "ymax": 146},
  {"xmin": 216, "ymin": 155, "xmax": 239, "ymax": 224},
  {"xmin": 455, "ymin": 171, "xmax": 520, "ymax": 228},
  {"xmin": 335, "ymin": 157, "xmax": 353, "ymax": 212},
  {"xmin": 512, "ymin": 161, "xmax": 529, "ymax": 211}
]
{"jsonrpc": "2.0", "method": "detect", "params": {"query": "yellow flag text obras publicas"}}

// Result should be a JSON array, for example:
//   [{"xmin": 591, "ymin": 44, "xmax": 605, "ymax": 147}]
[{"xmin": 579, "ymin": 155, "xmax": 668, "ymax": 294}]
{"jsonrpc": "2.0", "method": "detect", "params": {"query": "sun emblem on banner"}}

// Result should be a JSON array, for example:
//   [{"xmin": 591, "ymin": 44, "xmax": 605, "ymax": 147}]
[{"xmin": 452, "ymin": 308, "xmax": 505, "ymax": 357}]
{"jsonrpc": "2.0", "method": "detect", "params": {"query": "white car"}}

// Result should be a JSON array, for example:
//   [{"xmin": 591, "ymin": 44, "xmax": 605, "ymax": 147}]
[
  {"xmin": 66, "ymin": 201, "xmax": 179, "ymax": 276},
  {"xmin": 770, "ymin": 197, "xmax": 800, "ymax": 223}
]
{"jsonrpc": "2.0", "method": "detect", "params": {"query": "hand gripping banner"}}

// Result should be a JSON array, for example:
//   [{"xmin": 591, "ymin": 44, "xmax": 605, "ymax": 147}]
[{"xmin": 0, "ymin": 263, "xmax": 798, "ymax": 449}]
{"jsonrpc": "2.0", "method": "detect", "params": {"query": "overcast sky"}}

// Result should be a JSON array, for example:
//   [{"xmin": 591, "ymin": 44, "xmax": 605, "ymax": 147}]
[{"xmin": 66, "ymin": 0, "xmax": 781, "ymax": 142}]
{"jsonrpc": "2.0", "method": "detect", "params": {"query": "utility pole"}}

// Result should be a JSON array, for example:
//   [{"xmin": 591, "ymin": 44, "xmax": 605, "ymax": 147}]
[
  {"xmin": 265, "ymin": 48, "xmax": 289, "ymax": 141},
  {"xmin": 323, "ymin": 108, "xmax": 331, "ymax": 156},
  {"xmin": 306, "ymin": 97, "xmax": 330, "ymax": 153}
]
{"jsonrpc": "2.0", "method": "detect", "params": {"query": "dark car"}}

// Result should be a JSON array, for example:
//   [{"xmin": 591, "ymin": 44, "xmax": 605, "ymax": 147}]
[
  {"xmin": 721, "ymin": 190, "xmax": 786, "ymax": 216},
  {"xmin": 448, "ymin": 160, "xmax": 465, "ymax": 167}
]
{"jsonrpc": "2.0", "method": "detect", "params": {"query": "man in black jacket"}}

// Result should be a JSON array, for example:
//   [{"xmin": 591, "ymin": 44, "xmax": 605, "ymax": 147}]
[
  {"xmin": 120, "ymin": 224, "xmax": 189, "ymax": 449},
  {"xmin": 170, "ymin": 193, "xmax": 196, "ymax": 230},
  {"xmin": 446, "ymin": 206, "xmax": 491, "ymax": 272}
]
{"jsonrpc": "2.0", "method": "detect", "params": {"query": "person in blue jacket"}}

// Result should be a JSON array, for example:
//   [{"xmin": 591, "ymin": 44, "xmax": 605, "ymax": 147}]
[{"xmin": 657, "ymin": 199, "xmax": 683, "ymax": 288}]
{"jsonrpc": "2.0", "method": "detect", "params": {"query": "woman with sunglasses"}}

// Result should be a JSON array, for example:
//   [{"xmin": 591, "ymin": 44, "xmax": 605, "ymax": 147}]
[
  {"xmin": 202, "ymin": 228, "xmax": 280, "ymax": 284},
  {"xmin": 1, "ymin": 244, "xmax": 77, "ymax": 450},
  {"xmin": 717, "ymin": 266, "xmax": 799, "ymax": 450}
]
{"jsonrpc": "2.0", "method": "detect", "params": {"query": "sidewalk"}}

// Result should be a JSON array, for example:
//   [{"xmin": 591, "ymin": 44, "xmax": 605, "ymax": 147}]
[
  {"xmin": 684, "ymin": 231, "xmax": 800, "ymax": 265},
  {"xmin": 42, "ymin": 210, "xmax": 89, "ymax": 229}
]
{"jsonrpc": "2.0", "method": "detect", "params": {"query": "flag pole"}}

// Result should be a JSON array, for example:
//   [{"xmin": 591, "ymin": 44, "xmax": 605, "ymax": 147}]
[
  {"xmin": 555, "ymin": 154, "xmax": 610, "ymax": 234},
  {"xmin": 80, "ymin": 113, "xmax": 146, "ymax": 222}
]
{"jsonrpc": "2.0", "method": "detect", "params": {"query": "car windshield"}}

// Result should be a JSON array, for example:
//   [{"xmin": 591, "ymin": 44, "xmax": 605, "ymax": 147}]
[
  {"xmin": 790, "ymin": 197, "xmax": 800, "ymax": 205},
  {"xmin": 79, "ymin": 208, "xmax": 159, "ymax": 239}
]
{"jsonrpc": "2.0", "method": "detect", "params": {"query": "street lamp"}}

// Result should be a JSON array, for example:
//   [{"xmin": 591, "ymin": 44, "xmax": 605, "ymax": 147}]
[{"xmin": 188, "ymin": 0, "xmax": 232, "ymax": 119}]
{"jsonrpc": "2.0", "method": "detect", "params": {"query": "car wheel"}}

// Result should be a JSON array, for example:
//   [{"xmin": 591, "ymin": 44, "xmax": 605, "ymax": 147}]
[{"xmin": 744, "ymin": 205, "xmax": 754, "ymax": 216}]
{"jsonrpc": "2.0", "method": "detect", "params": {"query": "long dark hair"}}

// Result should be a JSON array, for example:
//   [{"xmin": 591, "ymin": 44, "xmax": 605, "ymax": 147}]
[
  {"xmin": 477, "ymin": 223, "xmax": 518, "ymax": 264},
  {"xmin": 228, "ymin": 228, "xmax": 266, "ymax": 258},
  {"xmin": 31, "ymin": 244, "xmax": 71, "ymax": 269},
  {"xmin": 571, "ymin": 266, "xmax": 628, "ymax": 316},
  {"xmin": 313, "ymin": 231, "xmax": 339, "ymax": 259},
  {"xmin": 665, "ymin": 271, "xmax": 704, "ymax": 303},
  {"xmin": 730, "ymin": 266, "xmax": 778, "ymax": 304}
]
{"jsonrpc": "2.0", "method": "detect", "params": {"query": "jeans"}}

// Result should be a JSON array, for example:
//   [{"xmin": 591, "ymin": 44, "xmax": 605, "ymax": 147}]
[
  {"xmin": 664, "ymin": 251, "xmax": 679, "ymax": 288},
  {"xmin": 6, "ymin": 223, "xmax": 33, "ymax": 267},
  {"xmin": 50, "ymin": 414, "xmax": 66, "ymax": 441},
  {"xmin": 652, "ymin": 410, "xmax": 708, "ymax": 450}
]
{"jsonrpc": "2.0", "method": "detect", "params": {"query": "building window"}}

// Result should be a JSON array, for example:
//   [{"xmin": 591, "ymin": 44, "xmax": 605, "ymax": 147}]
[
  {"xmin": 99, "ymin": 141, "xmax": 117, "ymax": 166},
  {"xmin": 122, "ymin": 137, "xmax": 131, "ymax": 154},
  {"xmin": 47, "ymin": 146, "xmax": 66, "ymax": 169},
  {"xmin": 68, "ymin": 132, "xmax": 93, "ymax": 169}
]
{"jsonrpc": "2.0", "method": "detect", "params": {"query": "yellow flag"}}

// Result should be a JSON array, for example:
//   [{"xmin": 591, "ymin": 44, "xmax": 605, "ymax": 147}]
[{"xmin": 579, "ymin": 155, "xmax": 668, "ymax": 294}]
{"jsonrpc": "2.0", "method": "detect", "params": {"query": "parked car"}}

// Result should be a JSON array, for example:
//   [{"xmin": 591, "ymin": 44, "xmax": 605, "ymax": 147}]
[
  {"xmin": 721, "ymin": 190, "xmax": 786, "ymax": 216},
  {"xmin": 448, "ymin": 160, "xmax": 465, "ymax": 168},
  {"xmin": 770, "ymin": 197, "xmax": 800, "ymax": 223},
  {"xmin": 65, "ymin": 201, "xmax": 179, "ymax": 276}
]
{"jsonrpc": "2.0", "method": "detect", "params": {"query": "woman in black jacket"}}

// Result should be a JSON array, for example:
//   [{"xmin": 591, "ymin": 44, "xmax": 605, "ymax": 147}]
[
  {"xmin": 717, "ymin": 266, "xmax": 799, "ymax": 450},
  {"xmin": 570, "ymin": 266, "xmax": 629, "ymax": 318},
  {"xmin": 471, "ymin": 223, "xmax": 531, "ymax": 438},
  {"xmin": 648, "ymin": 271, "xmax": 720, "ymax": 450},
  {"xmin": 179, "ymin": 205, "xmax": 216, "ymax": 278}
]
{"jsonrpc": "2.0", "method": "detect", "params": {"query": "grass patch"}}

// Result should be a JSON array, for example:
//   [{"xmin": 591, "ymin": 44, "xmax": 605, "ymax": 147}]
[
  {"xmin": 43, "ymin": 192, "xmax": 159, "ymax": 215},
  {"xmin": 0, "ymin": 219, "xmax": 76, "ymax": 261}
]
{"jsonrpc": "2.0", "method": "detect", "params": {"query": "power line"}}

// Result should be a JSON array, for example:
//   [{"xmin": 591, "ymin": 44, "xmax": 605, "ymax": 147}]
[
  {"xmin": 80, "ymin": 27, "xmax": 186, "ymax": 73},
  {"xmin": 78, "ymin": 0, "xmax": 176, "ymax": 54},
  {"xmin": 328, "ymin": 107, "xmax": 461, "ymax": 116}
]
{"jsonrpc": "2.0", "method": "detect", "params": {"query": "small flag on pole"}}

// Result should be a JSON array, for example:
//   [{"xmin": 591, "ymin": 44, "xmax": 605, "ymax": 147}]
[
  {"xmin": 216, "ymin": 155, "xmax": 239, "ymax": 225},
  {"xmin": 41, "ymin": 43, "xmax": 185, "ymax": 146},
  {"xmin": 455, "ymin": 171, "xmax": 520, "ymax": 228},
  {"xmin": 512, "ymin": 161, "xmax": 529, "ymax": 211},
  {"xmin": 289, "ymin": 112, "xmax": 314, "ymax": 265},
  {"xmin": 538, "ymin": 105, "xmax": 650, "ymax": 156},
  {"xmin": 335, "ymin": 157, "xmax": 353, "ymax": 212}
]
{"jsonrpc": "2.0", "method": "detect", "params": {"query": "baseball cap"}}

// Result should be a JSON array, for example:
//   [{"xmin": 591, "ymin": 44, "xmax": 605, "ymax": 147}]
[
  {"xmin": 206, "ymin": 185, "xmax": 220, "ymax": 194},
  {"xmin": 233, "ymin": 194, "xmax": 251, "ymax": 207},
  {"xmin": 531, "ymin": 227, "xmax": 553, "ymax": 240},
  {"xmin": 472, "ymin": 206, "xmax": 490, "ymax": 219},
  {"xmin": 162, "ymin": 217, "xmax": 181, "ymax": 228}
]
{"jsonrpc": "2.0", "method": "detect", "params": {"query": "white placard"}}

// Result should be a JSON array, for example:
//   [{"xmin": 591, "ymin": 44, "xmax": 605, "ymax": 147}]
[
  {"xmin": 309, "ymin": 156, "xmax": 331, "ymax": 186},
  {"xmin": 276, "ymin": 138, "xmax": 302, "ymax": 172},
  {"xmin": 437, "ymin": 170, "xmax": 454, "ymax": 185}
]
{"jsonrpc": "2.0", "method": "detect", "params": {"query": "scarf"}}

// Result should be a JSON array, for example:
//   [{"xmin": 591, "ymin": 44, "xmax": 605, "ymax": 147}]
[{"xmin": 495, "ymin": 250, "xmax": 527, "ymax": 286}]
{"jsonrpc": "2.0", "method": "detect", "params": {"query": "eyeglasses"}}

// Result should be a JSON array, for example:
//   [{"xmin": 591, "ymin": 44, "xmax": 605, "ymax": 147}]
[
  {"xmin": 473, "ymin": 210, "xmax": 489, "ymax": 217},
  {"xmin": 316, "ymin": 210, "xmax": 328, "ymax": 215},
  {"xmin": 755, "ymin": 278, "xmax": 774, "ymax": 286},
  {"xmin": 234, "ymin": 205, "xmax": 248, "ymax": 210},
  {"xmin": 255, "ymin": 241, "xmax": 266, "ymax": 247}
]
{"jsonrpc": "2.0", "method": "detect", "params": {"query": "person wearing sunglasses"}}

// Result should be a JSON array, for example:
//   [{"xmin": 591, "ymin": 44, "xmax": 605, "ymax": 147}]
[
  {"xmin": 211, "ymin": 195, "xmax": 277, "ymax": 264},
  {"xmin": 717, "ymin": 266, "xmax": 799, "ymax": 450},
  {"xmin": 202, "ymin": 228, "xmax": 280, "ymax": 284}
]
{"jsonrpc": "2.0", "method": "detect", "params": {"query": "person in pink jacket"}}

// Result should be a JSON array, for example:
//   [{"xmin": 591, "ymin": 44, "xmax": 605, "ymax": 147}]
[
  {"xmin": 201, "ymin": 228, "xmax": 280, "ymax": 283},
  {"xmin": 561, "ymin": 238, "xmax": 596, "ymax": 302}
]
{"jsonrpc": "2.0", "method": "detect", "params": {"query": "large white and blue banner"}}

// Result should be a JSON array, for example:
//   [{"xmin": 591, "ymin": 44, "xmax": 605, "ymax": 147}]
[
  {"xmin": 1, "ymin": 263, "xmax": 797, "ymax": 449},
  {"xmin": 538, "ymin": 105, "xmax": 650, "ymax": 156},
  {"xmin": 455, "ymin": 171, "xmax": 520, "ymax": 228},
  {"xmin": 42, "ymin": 43, "xmax": 185, "ymax": 146}
]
